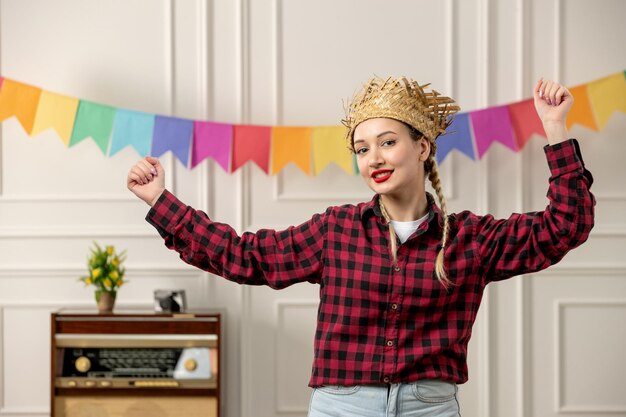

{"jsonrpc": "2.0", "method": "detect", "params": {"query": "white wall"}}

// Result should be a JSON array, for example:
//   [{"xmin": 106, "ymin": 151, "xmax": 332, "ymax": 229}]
[{"xmin": 0, "ymin": 1, "xmax": 625, "ymax": 417}]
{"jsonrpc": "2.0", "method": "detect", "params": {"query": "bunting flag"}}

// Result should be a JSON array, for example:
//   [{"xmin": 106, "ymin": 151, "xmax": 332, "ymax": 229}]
[
  {"xmin": 69, "ymin": 100, "xmax": 115, "ymax": 154},
  {"xmin": 567, "ymin": 85, "xmax": 598, "ymax": 131},
  {"xmin": 312, "ymin": 126, "xmax": 353, "ymax": 175},
  {"xmin": 31, "ymin": 91, "xmax": 79, "ymax": 144},
  {"xmin": 586, "ymin": 73, "xmax": 626, "ymax": 129},
  {"xmin": 0, "ymin": 79, "xmax": 42, "ymax": 134},
  {"xmin": 0, "ymin": 70, "xmax": 624, "ymax": 175},
  {"xmin": 436, "ymin": 112, "xmax": 475, "ymax": 165},
  {"xmin": 508, "ymin": 99, "xmax": 546, "ymax": 150},
  {"xmin": 192, "ymin": 121, "xmax": 232, "ymax": 171},
  {"xmin": 152, "ymin": 116, "xmax": 193, "ymax": 167},
  {"xmin": 232, "ymin": 125, "xmax": 271, "ymax": 173},
  {"xmin": 271, "ymin": 126, "xmax": 312, "ymax": 175},
  {"xmin": 110, "ymin": 109, "xmax": 155, "ymax": 157},
  {"xmin": 471, "ymin": 105, "xmax": 518, "ymax": 158}
]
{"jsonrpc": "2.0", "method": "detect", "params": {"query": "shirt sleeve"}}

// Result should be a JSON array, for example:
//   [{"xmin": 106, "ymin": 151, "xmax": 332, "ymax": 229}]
[
  {"xmin": 474, "ymin": 138, "xmax": 595, "ymax": 283},
  {"xmin": 146, "ymin": 190, "xmax": 327, "ymax": 289}
]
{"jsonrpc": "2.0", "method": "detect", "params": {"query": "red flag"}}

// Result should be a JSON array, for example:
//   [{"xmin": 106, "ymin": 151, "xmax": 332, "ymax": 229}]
[
  {"xmin": 232, "ymin": 125, "xmax": 271, "ymax": 173},
  {"xmin": 508, "ymin": 99, "xmax": 546, "ymax": 149}
]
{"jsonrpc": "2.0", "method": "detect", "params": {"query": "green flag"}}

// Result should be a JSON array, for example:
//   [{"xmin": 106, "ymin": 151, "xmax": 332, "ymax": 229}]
[{"xmin": 69, "ymin": 100, "xmax": 116, "ymax": 154}]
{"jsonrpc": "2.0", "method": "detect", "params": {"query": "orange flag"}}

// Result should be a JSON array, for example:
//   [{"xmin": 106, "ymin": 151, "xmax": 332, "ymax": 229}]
[
  {"xmin": 271, "ymin": 126, "xmax": 312, "ymax": 175},
  {"xmin": 567, "ymin": 84, "xmax": 598, "ymax": 131},
  {"xmin": 0, "ymin": 79, "xmax": 42, "ymax": 134}
]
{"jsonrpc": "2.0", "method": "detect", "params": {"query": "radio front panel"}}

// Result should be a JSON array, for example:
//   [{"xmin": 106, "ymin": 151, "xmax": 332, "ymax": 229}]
[{"xmin": 51, "ymin": 311, "xmax": 222, "ymax": 417}]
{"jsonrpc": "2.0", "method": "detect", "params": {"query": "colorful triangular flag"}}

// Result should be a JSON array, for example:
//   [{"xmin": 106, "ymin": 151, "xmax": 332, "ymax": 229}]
[
  {"xmin": 271, "ymin": 127, "xmax": 312, "ymax": 175},
  {"xmin": 470, "ymin": 105, "xmax": 517, "ymax": 159},
  {"xmin": 69, "ymin": 100, "xmax": 116, "ymax": 154},
  {"xmin": 508, "ymin": 99, "xmax": 546, "ymax": 149},
  {"xmin": 232, "ymin": 125, "xmax": 271, "ymax": 173},
  {"xmin": 0, "ymin": 79, "xmax": 42, "ymax": 134},
  {"xmin": 110, "ymin": 109, "xmax": 155, "ymax": 157},
  {"xmin": 587, "ymin": 72, "xmax": 626, "ymax": 129},
  {"xmin": 436, "ymin": 113, "xmax": 475, "ymax": 164},
  {"xmin": 31, "ymin": 91, "xmax": 79, "ymax": 144},
  {"xmin": 312, "ymin": 126, "xmax": 352, "ymax": 175},
  {"xmin": 151, "ymin": 116, "xmax": 193, "ymax": 167},
  {"xmin": 192, "ymin": 121, "xmax": 233, "ymax": 171}
]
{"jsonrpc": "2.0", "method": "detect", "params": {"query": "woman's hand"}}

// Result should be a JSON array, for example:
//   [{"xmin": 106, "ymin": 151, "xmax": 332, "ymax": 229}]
[
  {"xmin": 127, "ymin": 156, "xmax": 165, "ymax": 206},
  {"xmin": 533, "ymin": 78, "xmax": 573, "ymax": 145}
]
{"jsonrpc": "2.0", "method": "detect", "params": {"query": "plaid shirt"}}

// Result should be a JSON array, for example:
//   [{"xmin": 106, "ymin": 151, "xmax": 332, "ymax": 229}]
[{"xmin": 147, "ymin": 139, "xmax": 594, "ymax": 387}]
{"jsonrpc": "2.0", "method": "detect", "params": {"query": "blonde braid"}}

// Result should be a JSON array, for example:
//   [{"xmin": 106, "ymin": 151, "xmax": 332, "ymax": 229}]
[
  {"xmin": 378, "ymin": 199, "xmax": 398, "ymax": 266},
  {"xmin": 428, "ymin": 157, "xmax": 453, "ymax": 289}
]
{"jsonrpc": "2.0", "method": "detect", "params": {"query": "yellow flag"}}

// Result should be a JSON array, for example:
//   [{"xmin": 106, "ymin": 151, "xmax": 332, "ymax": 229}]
[
  {"xmin": 566, "ymin": 85, "xmax": 598, "ymax": 131},
  {"xmin": 271, "ymin": 127, "xmax": 312, "ymax": 175},
  {"xmin": 312, "ymin": 126, "xmax": 353, "ymax": 175},
  {"xmin": 0, "ymin": 79, "xmax": 42, "ymax": 134},
  {"xmin": 587, "ymin": 73, "xmax": 626, "ymax": 129},
  {"xmin": 31, "ymin": 91, "xmax": 79, "ymax": 144}
]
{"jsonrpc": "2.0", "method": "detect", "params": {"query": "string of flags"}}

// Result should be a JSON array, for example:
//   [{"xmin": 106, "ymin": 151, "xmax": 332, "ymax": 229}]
[{"xmin": 0, "ymin": 71, "xmax": 624, "ymax": 176}]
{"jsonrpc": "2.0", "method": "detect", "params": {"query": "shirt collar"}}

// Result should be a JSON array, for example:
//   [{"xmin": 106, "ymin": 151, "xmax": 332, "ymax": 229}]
[{"xmin": 360, "ymin": 193, "xmax": 444, "ymax": 230}]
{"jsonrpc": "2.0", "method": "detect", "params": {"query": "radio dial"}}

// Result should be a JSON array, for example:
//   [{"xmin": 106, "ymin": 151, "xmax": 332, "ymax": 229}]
[
  {"xmin": 75, "ymin": 356, "xmax": 91, "ymax": 373},
  {"xmin": 184, "ymin": 358, "xmax": 197, "ymax": 371}
]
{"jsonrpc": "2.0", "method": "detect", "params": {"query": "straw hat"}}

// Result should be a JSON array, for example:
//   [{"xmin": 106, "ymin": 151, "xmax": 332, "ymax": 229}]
[{"xmin": 343, "ymin": 76, "xmax": 460, "ymax": 144}]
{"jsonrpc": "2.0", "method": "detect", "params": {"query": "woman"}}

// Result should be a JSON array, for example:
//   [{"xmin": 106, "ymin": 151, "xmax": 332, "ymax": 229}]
[{"xmin": 127, "ymin": 77, "xmax": 595, "ymax": 416}]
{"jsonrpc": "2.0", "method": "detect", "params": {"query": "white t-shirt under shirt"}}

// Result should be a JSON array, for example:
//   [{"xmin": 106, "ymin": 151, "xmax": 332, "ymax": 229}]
[{"xmin": 390, "ymin": 212, "xmax": 429, "ymax": 244}]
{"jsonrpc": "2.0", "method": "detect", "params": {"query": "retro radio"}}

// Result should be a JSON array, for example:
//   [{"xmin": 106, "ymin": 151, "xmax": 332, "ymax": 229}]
[{"xmin": 51, "ymin": 310, "xmax": 222, "ymax": 417}]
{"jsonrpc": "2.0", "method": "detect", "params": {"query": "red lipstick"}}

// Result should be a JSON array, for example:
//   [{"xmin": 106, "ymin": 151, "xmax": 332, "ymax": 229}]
[{"xmin": 371, "ymin": 169, "xmax": 393, "ymax": 183}]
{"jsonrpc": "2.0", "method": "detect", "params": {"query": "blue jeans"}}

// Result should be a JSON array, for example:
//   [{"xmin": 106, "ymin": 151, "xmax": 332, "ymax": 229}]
[{"xmin": 308, "ymin": 380, "xmax": 461, "ymax": 417}]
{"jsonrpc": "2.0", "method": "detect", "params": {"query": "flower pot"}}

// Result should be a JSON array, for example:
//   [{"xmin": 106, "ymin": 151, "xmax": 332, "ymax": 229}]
[{"xmin": 95, "ymin": 290, "xmax": 116, "ymax": 313}]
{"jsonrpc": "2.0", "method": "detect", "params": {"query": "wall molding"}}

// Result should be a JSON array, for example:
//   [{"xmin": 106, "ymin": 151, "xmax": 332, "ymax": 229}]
[
  {"xmin": 0, "ymin": 407, "xmax": 48, "ymax": 417},
  {"xmin": 275, "ymin": 300, "xmax": 318, "ymax": 414},
  {"xmin": 553, "ymin": 299, "xmax": 626, "ymax": 413},
  {"xmin": 0, "ymin": 225, "xmax": 156, "ymax": 238},
  {"xmin": 478, "ymin": 0, "xmax": 492, "ymax": 415},
  {"xmin": 0, "ymin": 264, "xmax": 203, "ymax": 278}
]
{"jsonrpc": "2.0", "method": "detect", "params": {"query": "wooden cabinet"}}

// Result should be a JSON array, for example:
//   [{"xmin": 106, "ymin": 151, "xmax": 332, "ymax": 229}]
[{"xmin": 51, "ymin": 309, "xmax": 222, "ymax": 417}]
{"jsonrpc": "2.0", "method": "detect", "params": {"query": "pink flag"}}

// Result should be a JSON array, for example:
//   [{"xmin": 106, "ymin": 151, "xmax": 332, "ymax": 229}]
[
  {"xmin": 192, "ymin": 121, "xmax": 233, "ymax": 171},
  {"xmin": 470, "ymin": 105, "xmax": 517, "ymax": 159}
]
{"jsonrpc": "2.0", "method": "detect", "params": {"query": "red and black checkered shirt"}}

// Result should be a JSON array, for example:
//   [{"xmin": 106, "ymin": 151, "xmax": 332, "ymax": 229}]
[{"xmin": 147, "ymin": 139, "xmax": 595, "ymax": 387}]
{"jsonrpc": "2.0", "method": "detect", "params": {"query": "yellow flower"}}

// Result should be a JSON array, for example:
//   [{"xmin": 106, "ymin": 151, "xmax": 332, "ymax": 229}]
[
  {"xmin": 106, "ymin": 246, "xmax": 114, "ymax": 256},
  {"xmin": 110, "ymin": 270, "xmax": 119, "ymax": 279},
  {"xmin": 92, "ymin": 268, "xmax": 102, "ymax": 279},
  {"xmin": 103, "ymin": 278, "xmax": 112, "ymax": 290},
  {"xmin": 117, "ymin": 280, "xmax": 124, "ymax": 288},
  {"xmin": 85, "ymin": 277, "xmax": 93, "ymax": 285},
  {"xmin": 111, "ymin": 258, "xmax": 119, "ymax": 267}
]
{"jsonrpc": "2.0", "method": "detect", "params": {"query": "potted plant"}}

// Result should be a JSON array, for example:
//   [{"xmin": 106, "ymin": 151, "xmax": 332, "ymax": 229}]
[{"xmin": 80, "ymin": 243, "xmax": 127, "ymax": 313}]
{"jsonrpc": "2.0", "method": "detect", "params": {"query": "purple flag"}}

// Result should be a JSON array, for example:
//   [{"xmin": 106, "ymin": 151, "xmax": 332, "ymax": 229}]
[
  {"xmin": 469, "ymin": 105, "xmax": 517, "ymax": 159},
  {"xmin": 192, "ymin": 121, "xmax": 233, "ymax": 171},
  {"xmin": 436, "ymin": 113, "xmax": 475, "ymax": 165},
  {"xmin": 151, "ymin": 116, "xmax": 193, "ymax": 167}
]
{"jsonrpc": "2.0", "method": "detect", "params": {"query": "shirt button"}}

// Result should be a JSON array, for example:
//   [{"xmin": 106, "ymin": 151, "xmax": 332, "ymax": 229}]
[
  {"xmin": 386, "ymin": 340, "xmax": 393, "ymax": 347},
  {"xmin": 394, "ymin": 266, "xmax": 401, "ymax": 272},
  {"xmin": 391, "ymin": 303, "xmax": 398, "ymax": 310},
  {"xmin": 383, "ymin": 376, "xmax": 390, "ymax": 383}
]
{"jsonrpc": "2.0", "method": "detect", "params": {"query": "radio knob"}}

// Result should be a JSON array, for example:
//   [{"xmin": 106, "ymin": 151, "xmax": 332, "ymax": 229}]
[
  {"xmin": 184, "ymin": 358, "xmax": 197, "ymax": 371},
  {"xmin": 75, "ymin": 356, "xmax": 91, "ymax": 373},
  {"xmin": 67, "ymin": 380, "xmax": 77, "ymax": 388}
]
